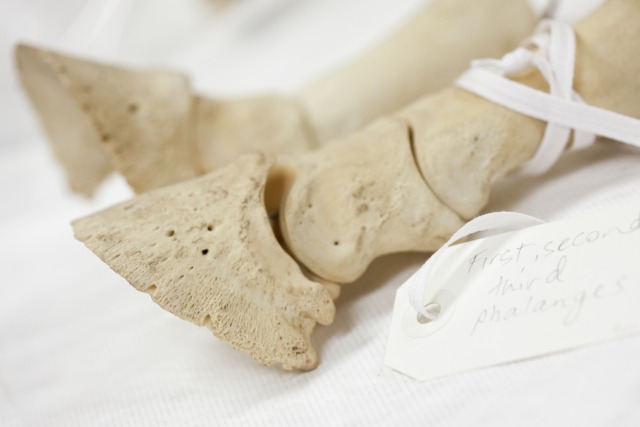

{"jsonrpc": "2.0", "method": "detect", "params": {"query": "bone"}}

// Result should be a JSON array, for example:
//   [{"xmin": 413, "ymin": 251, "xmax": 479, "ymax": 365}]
[
  {"xmin": 73, "ymin": 0, "xmax": 640, "ymax": 369},
  {"xmin": 16, "ymin": 0, "xmax": 536, "ymax": 195},
  {"xmin": 193, "ymin": 96, "xmax": 316, "ymax": 173},
  {"xmin": 16, "ymin": 45, "xmax": 311, "ymax": 194},
  {"xmin": 301, "ymin": 0, "xmax": 537, "ymax": 142},
  {"xmin": 407, "ymin": 0, "xmax": 640, "ymax": 220},
  {"xmin": 280, "ymin": 0, "xmax": 640, "ymax": 282},
  {"xmin": 15, "ymin": 45, "xmax": 203, "ymax": 194},
  {"xmin": 73, "ymin": 153, "xmax": 334, "ymax": 370},
  {"xmin": 279, "ymin": 119, "xmax": 464, "ymax": 283},
  {"xmin": 15, "ymin": 45, "xmax": 115, "ymax": 196}
]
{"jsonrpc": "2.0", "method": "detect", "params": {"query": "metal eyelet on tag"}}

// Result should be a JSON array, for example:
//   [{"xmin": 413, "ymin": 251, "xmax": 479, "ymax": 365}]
[{"xmin": 402, "ymin": 290, "xmax": 456, "ymax": 338}]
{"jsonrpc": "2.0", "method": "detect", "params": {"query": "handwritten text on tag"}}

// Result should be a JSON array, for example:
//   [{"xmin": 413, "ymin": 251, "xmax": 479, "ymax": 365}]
[{"xmin": 385, "ymin": 204, "xmax": 640, "ymax": 381}]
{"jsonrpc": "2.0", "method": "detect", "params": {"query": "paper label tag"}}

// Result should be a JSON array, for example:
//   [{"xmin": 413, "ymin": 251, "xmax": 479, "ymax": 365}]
[{"xmin": 385, "ymin": 203, "xmax": 640, "ymax": 381}]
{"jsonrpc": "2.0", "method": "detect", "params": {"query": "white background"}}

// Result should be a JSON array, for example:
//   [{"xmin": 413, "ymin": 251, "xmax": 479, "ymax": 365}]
[{"xmin": 2, "ymin": 0, "xmax": 639, "ymax": 426}]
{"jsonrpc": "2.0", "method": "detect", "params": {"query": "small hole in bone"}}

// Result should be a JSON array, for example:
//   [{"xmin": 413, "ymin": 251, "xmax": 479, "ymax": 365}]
[
  {"xmin": 166, "ymin": 230, "xmax": 175, "ymax": 237},
  {"xmin": 333, "ymin": 241, "xmax": 340, "ymax": 246},
  {"xmin": 417, "ymin": 302, "xmax": 441, "ymax": 324},
  {"xmin": 201, "ymin": 249, "xmax": 209, "ymax": 255},
  {"xmin": 207, "ymin": 224, "xmax": 213, "ymax": 231}
]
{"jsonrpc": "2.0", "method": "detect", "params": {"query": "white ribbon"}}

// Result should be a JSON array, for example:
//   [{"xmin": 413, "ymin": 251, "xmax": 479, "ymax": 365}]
[
  {"xmin": 457, "ymin": 19, "xmax": 640, "ymax": 174},
  {"xmin": 409, "ymin": 19, "xmax": 640, "ymax": 319}
]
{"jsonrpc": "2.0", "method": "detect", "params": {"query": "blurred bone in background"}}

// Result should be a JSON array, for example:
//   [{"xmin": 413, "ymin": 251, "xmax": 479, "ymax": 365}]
[{"xmin": 1, "ymin": 0, "xmax": 603, "ymax": 151}]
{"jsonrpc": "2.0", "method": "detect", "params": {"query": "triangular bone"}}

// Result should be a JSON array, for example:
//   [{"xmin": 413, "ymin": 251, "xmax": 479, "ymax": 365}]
[
  {"xmin": 16, "ymin": 44, "xmax": 202, "ymax": 194},
  {"xmin": 73, "ymin": 153, "xmax": 334, "ymax": 370}
]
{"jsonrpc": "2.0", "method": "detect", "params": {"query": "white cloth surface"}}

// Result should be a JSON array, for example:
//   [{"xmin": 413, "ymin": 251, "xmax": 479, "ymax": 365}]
[{"xmin": 2, "ymin": 0, "xmax": 640, "ymax": 426}]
